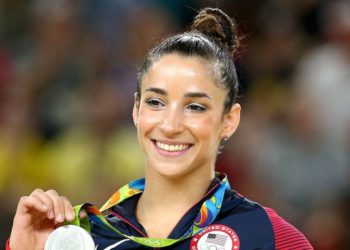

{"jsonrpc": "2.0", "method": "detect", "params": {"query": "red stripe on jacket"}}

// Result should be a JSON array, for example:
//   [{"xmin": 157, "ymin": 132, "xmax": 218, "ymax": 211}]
[{"xmin": 265, "ymin": 207, "xmax": 314, "ymax": 249}]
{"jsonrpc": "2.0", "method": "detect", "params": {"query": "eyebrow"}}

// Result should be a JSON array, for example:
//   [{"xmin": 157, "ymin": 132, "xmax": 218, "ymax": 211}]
[
  {"xmin": 145, "ymin": 87, "xmax": 167, "ymax": 95},
  {"xmin": 184, "ymin": 92, "xmax": 211, "ymax": 100},
  {"xmin": 145, "ymin": 87, "xmax": 211, "ymax": 100}
]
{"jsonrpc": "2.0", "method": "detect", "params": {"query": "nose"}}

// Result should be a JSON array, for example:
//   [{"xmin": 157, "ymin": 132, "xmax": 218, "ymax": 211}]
[{"xmin": 160, "ymin": 104, "xmax": 184, "ymax": 136}]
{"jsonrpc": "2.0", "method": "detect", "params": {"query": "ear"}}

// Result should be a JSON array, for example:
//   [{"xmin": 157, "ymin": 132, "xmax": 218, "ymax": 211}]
[
  {"xmin": 220, "ymin": 103, "xmax": 241, "ymax": 139},
  {"xmin": 132, "ymin": 92, "xmax": 139, "ymax": 127}
]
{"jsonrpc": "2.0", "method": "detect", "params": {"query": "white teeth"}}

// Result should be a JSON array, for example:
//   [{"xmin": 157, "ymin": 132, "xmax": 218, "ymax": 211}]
[{"xmin": 156, "ymin": 141, "xmax": 190, "ymax": 152}]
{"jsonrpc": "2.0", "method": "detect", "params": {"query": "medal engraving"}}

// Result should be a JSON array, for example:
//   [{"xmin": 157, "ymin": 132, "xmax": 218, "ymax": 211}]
[{"xmin": 45, "ymin": 225, "xmax": 95, "ymax": 250}]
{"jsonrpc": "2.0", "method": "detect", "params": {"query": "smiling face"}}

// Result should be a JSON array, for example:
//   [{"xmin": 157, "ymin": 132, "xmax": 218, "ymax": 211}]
[{"xmin": 133, "ymin": 54, "xmax": 240, "ymax": 179}]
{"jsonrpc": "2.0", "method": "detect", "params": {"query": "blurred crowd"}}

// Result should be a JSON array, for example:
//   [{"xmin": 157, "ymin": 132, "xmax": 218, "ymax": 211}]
[{"xmin": 0, "ymin": 0, "xmax": 349, "ymax": 249}]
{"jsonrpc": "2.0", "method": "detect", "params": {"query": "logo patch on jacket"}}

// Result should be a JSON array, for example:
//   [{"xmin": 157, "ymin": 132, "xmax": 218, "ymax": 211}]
[{"xmin": 190, "ymin": 224, "xmax": 240, "ymax": 250}]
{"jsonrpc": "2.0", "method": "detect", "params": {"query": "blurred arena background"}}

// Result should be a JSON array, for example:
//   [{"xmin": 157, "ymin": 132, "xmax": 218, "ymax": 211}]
[{"xmin": 0, "ymin": 0, "xmax": 349, "ymax": 248}]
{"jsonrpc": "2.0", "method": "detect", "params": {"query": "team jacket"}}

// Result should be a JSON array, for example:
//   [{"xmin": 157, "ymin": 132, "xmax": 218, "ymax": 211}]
[{"xmin": 6, "ymin": 178, "xmax": 313, "ymax": 250}]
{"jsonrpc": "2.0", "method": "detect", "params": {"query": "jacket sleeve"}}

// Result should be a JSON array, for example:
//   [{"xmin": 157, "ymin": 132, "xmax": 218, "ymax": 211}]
[
  {"xmin": 265, "ymin": 207, "xmax": 314, "ymax": 250},
  {"xmin": 6, "ymin": 239, "xmax": 10, "ymax": 250}
]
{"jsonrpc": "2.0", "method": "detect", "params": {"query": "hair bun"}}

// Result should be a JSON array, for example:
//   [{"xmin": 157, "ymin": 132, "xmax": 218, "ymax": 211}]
[{"xmin": 190, "ymin": 7, "xmax": 239, "ymax": 56}]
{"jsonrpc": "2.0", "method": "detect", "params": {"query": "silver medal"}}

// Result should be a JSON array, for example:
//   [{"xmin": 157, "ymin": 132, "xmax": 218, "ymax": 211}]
[{"xmin": 44, "ymin": 225, "xmax": 95, "ymax": 250}]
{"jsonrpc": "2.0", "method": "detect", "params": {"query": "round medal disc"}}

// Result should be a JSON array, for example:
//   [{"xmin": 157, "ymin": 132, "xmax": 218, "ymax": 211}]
[{"xmin": 44, "ymin": 225, "xmax": 95, "ymax": 250}]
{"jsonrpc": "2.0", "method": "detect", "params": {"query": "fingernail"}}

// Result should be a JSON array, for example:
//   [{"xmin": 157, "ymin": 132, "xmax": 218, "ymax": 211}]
[
  {"xmin": 42, "ymin": 204, "xmax": 48, "ymax": 210},
  {"xmin": 56, "ymin": 214, "xmax": 64, "ymax": 222},
  {"xmin": 79, "ymin": 211, "xmax": 87, "ymax": 219},
  {"xmin": 67, "ymin": 212, "xmax": 75, "ymax": 221}
]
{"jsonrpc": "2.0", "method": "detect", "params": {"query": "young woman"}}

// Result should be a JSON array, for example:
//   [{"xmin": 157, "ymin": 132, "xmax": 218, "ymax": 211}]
[{"xmin": 7, "ymin": 8, "xmax": 313, "ymax": 250}]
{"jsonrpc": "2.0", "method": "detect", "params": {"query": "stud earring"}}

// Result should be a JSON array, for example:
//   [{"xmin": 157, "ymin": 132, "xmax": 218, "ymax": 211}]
[{"xmin": 223, "ymin": 137, "xmax": 229, "ymax": 142}]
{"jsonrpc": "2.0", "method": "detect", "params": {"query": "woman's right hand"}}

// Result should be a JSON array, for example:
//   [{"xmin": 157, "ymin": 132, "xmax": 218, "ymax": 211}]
[{"xmin": 9, "ymin": 189, "xmax": 76, "ymax": 250}]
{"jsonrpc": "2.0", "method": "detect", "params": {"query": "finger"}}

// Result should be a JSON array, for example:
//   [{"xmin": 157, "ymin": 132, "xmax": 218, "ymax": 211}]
[
  {"xmin": 13, "ymin": 195, "xmax": 52, "ymax": 230},
  {"xmin": 61, "ymin": 196, "xmax": 75, "ymax": 221},
  {"xmin": 30, "ymin": 189, "xmax": 55, "ymax": 220},
  {"xmin": 17, "ymin": 195, "xmax": 49, "ymax": 215},
  {"xmin": 79, "ymin": 210, "xmax": 87, "ymax": 219},
  {"xmin": 46, "ymin": 189, "xmax": 65, "ymax": 224}
]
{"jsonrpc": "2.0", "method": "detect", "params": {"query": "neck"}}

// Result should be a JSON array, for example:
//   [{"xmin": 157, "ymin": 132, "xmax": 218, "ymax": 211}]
[
  {"xmin": 136, "ymin": 167, "xmax": 215, "ymax": 238},
  {"xmin": 146, "ymin": 170, "xmax": 213, "ymax": 205}
]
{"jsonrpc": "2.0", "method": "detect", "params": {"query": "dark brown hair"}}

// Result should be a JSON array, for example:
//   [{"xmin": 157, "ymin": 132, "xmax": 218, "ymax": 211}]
[{"xmin": 137, "ymin": 7, "xmax": 240, "ymax": 114}]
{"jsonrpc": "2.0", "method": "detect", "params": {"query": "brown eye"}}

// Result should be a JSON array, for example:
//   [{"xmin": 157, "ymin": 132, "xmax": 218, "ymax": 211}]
[
  {"xmin": 186, "ymin": 103, "xmax": 206, "ymax": 112},
  {"xmin": 145, "ymin": 98, "xmax": 164, "ymax": 108}
]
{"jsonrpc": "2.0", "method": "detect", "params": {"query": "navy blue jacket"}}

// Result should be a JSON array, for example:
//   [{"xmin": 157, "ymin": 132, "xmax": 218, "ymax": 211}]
[{"xmin": 90, "ymin": 178, "xmax": 313, "ymax": 250}]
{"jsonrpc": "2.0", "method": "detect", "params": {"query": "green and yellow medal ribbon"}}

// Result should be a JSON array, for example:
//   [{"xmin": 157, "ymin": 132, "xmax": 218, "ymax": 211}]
[{"xmin": 69, "ymin": 173, "xmax": 230, "ymax": 248}]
